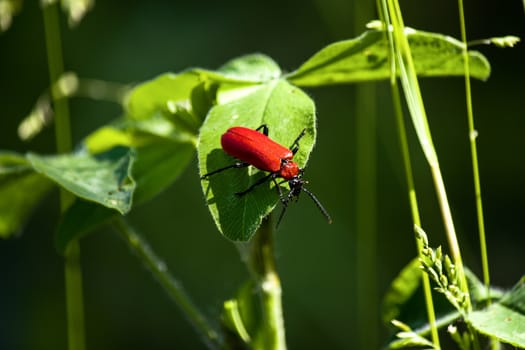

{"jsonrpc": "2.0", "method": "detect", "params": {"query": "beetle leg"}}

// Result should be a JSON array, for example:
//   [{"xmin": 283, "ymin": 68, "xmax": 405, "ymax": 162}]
[
  {"xmin": 255, "ymin": 124, "xmax": 269, "ymax": 136},
  {"xmin": 272, "ymin": 177, "xmax": 285, "ymax": 200},
  {"xmin": 235, "ymin": 172, "xmax": 276, "ymax": 196},
  {"xmin": 200, "ymin": 162, "xmax": 248, "ymax": 179},
  {"xmin": 276, "ymin": 204, "xmax": 288, "ymax": 229},
  {"xmin": 276, "ymin": 187, "xmax": 295, "ymax": 228},
  {"xmin": 289, "ymin": 128, "xmax": 307, "ymax": 154}
]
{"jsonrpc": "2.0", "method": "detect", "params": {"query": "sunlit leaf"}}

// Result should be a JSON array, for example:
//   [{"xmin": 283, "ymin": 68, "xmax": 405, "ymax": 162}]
[
  {"xmin": 198, "ymin": 79, "xmax": 315, "ymax": 241},
  {"xmin": 28, "ymin": 147, "xmax": 136, "ymax": 214},
  {"xmin": 126, "ymin": 54, "xmax": 282, "ymax": 131},
  {"xmin": 196, "ymin": 54, "xmax": 281, "ymax": 83},
  {"xmin": 286, "ymin": 27, "xmax": 490, "ymax": 86},
  {"xmin": 126, "ymin": 72, "xmax": 201, "ymax": 121},
  {"xmin": 468, "ymin": 277, "xmax": 525, "ymax": 348},
  {"xmin": 382, "ymin": 258, "xmax": 422, "ymax": 324},
  {"xmin": 55, "ymin": 125, "xmax": 195, "ymax": 252}
]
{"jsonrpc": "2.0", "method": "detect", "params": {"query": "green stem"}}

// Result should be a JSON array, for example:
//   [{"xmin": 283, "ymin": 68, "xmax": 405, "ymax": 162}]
[
  {"xmin": 43, "ymin": 3, "xmax": 72, "ymax": 155},
  {"xmin": 391, "ymin": 83, "xmax": 441, "ymax": 349},
  {"xmin": 458, "ymin": 2, "xmax": 496, "ymax": 349},
  {"xmin": 42, "ymin": 3, "xmax": 85, "ymax": 350},
  {"xmin": 384, "ymin": 0, "xmax": 472, "ymax": 312},
  {"xmin": 63, "ymin": 242, "xmax": 85, "ymax": 350},
  {"xmin": 379, "ymin": 2, "xmax": 440, "ymax": 346},
  {"xmin": 353, "ymin": 3, "xmax": 378, "ymax": 349},
  {"xmin": 457, "ymin": 0, "xmax": 491, "ymax": 299},
  {"xmin": 430, "ymin": 165, "xmax": 469, "ymax": 308},
  {"xmin": 354, "ymin": 83, "xmax": 378, "ymax": 350},
  {"xmin": 112, "ymin": 218, "xmax": 223, "ymax": 350},
  {"xmin": 243, "ymin": 216, "xmax": 286, "ymax": 350}
]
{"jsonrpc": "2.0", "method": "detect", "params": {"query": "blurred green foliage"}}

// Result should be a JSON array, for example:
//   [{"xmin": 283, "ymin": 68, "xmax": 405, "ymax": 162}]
[{"xmin": 0, "ymin": 1, "xmax": 523, "ymax": 349}]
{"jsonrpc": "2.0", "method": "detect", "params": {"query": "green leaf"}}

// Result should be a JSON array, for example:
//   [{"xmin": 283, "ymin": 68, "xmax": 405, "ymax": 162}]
[
  {"xmin": 198, "ymin": 79, "xmax": 316, "ymax": 241},
  {"xmin": 0, "ymin": 152, "xmax": 54, "ymax": 237},
  {"xmin": 468, "ymin": 277, "xmax": 525, "ymax": 348},
  {"xmin": 190, "ymin": 81, "xmax": 219, "ymax": 123},
  {"xmin": 499, "ymin": 277, "xmax": 525, "ymax": 314},
  {"xmin": 55, "ymin": 199, "xmax": 116, "ymax": 252},
  {"xmin": 126, "ymin": 71, "xmax": 201, "ymax": 121},
  {"xmin": 465, "ymin": 267, "xmax": 504, "ymax": 305},
  {"xmin": 84, "ymin": 121, "xmax": 196, "ymax": 204},
  {"xmin": 126, "ymin": 54, "xmax": 281, "ymax": 127},
  {"xmin": 196, "ymin": 53, "xmax": 281, "ymax": 83},
  {"xmin": 286, "ymin": 28, "xmax": 490, "ymax": 86},
  {"xmin": 222, "ymin": 281, "xmax": 261, "ymax": 346},
  {"xmin": 382, "ymin": 258, "xmax": 423, "ymax": 324},
  {"xmin": 55, "ymin": 128, "xmax": 195, "ymax": 252},
  {"xmin": 390, "ymin": 320, "xmax": 436, "ymax": 349},
  {"xmin": 132, "ymin": 138, "xmax": 195, "ymax": 204},
  {"xmin": 27, "ymin": 147, "xmax": 136, "ymax": 214}
]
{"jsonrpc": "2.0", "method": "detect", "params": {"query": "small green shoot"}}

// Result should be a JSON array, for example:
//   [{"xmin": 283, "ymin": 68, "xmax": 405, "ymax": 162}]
[
  {"xmin": 390, "ymin": 319, "xmax": 436, "ymax": 349},
  {"xmin": 416, "ymin": 226, "xmax": 469, "ymax": 315}
]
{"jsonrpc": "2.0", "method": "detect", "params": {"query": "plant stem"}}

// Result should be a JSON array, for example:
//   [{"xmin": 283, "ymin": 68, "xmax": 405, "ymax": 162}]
[
  {"xmin": 353, "ymin": 3, "xmax": 379, "ymax": 349},
  {"xmin": 391, "ymin": 83, "xmax": 441, "ymax": 349},
  {"xmin": 112, "ymin": 218, "xmax": 223, "ymax": 350},
  {"xmin": 63, "ymin": 242, "xmax": 85, "ymax": 350},
  {"xmin": 457, "ymin": 3, "xmax": 496, "ymax": 349},
  {"xmin": 354, "ymin": 83, "xmax": 378, "ymax": 349},
  {"xmin": 378, "ymin": 2, "xmax": 440, "ymax": 345},
  {"xmin": 244, "ymin": 216, "xmax": 286, "ymax": 350},
  {"xmin": 42, "ymin": 3, "xmax": 85, "ymax": 350},
  {"xmin": 384, "ymin": 0, "xmax": 472, "ymax": 312},
  {"xmin": 457, "ymin": 0, "xmax": 491, "ymax": 299}
]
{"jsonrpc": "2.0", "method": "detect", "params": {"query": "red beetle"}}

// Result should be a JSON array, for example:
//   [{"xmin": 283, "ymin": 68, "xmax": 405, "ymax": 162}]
[{"xmin": 201, "ymin": 125, "xmax": 332, "ymax": 226}]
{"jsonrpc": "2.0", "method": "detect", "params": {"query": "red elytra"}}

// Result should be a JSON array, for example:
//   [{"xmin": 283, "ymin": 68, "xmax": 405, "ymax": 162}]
[
  {"xmin": 201, "ymin": 124, "xmax": 332, "ymax": 226},
  {"xmin": 221, "ymin": 126, "xmax": 300, "ymax": 180}
]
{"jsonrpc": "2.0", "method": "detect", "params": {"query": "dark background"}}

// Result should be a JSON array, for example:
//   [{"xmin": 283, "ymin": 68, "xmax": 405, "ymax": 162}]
[{"xmin": 1, "ymin": 1, "xmax": 523, "ymax": 349}]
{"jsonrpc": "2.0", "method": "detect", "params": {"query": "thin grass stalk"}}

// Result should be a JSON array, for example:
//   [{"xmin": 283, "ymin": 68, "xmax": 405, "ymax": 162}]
[
  {"xmin": 457, "ymin": 0, "xmax": 491, "ymax": 297},
  {"xmin": 457, "ymin": 2, "xmax": 497, "ymax": 349},
  {"xmin": 353, "ymin": 3, "xmax": 378, "ymax": 349},
  {"xmin": 392, "ymin": 85, "xmax": 441, "ymax": 349},
  {"xmin": 354, "ymin": 82, "xmax": 378, "ymax": 350},
  {"xmin": 42, "ymin": 3, "xmax": 85, "ymax": 350},
  {"xmin": 384, "ymin": 0, "xmax": 472, "ymax": 312},
  {"xmin": 377, "ymin": 2, "xmax": 440, "ymax": 346}
]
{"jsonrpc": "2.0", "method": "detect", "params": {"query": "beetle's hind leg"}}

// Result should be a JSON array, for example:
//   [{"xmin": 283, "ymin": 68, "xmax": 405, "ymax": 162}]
[{"xmin": 200, "ymin": 162, "xmax": 249, "ymax": 179}]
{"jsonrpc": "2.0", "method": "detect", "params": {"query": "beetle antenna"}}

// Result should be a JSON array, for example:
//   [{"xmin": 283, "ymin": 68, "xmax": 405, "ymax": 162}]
[
  {"xmin": 276, "ymin": 204, "xmax": 288, "ymax": 229},
  {"xmin": 302, "ymin": 187, "xmax": 332, "ymax": 224}
]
